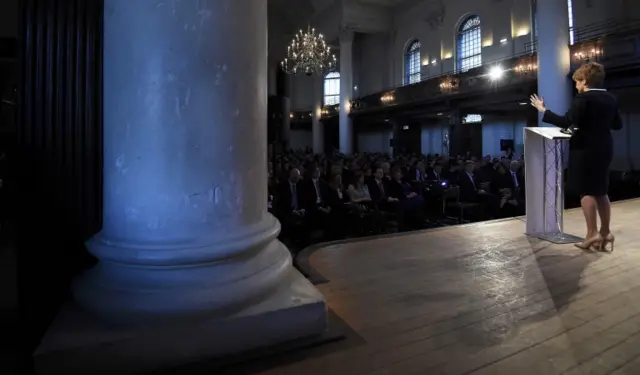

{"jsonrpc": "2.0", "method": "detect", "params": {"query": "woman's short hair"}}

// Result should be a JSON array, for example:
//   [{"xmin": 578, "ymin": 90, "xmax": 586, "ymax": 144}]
[{"xmin": 572, "ymin": 62, "xmax": 605, "ymax": 88}]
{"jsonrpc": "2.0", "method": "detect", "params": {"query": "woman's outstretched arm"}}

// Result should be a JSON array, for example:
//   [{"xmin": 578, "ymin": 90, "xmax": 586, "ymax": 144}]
[{"xmin": 531, "ymin": 94, "xmax": 585, "ymax": 129}]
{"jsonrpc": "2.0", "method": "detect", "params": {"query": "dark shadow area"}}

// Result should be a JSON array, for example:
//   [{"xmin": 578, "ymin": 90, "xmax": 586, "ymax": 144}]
[
  {"xmin": 529, "ymin": 236, "xmax": 597, "ymax": 312},
  {"xmin": 150, "ymin": 308, "xmax": 365, "ymax": 375}
]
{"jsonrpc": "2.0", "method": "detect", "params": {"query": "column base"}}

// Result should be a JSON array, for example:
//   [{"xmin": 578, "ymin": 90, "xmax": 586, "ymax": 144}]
[{"xmin": 33, "ymin": 270, "xmax": 326, "ymax": 375}]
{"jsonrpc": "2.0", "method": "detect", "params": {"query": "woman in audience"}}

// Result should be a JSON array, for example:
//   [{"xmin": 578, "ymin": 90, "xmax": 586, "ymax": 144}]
[
  {"xmin": 347, "ymin": 171, "xmax": 372, "ymax": 203},
  {"xmin": 347, "ymin": 170, "xmax": 372, "ymax": 213}
]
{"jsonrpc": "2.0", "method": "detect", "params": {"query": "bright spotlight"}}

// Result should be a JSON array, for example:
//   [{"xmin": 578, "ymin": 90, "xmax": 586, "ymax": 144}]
[{"xmin": 489, "ymin": 66, "xmax": 504, "ymax": 80}]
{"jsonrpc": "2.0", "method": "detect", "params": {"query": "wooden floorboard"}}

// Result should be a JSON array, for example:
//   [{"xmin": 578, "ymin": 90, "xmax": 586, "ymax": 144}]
[{"xmin": 241, "ymin": 199, "xmax": 640, "ymax": 375}]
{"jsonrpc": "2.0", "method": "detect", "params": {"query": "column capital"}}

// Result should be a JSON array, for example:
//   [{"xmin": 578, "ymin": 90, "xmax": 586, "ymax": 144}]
[{"xmin": 339, "ymin": 29, "xmax": 354, "ymax": 44}]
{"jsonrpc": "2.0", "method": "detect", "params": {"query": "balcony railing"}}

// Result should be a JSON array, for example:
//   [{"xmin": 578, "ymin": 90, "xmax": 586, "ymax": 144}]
[
  {"xmin": 350, "ymin": 51, "xmax": 538, "ymax": 114},
  {"xmin": 289, "ymin": 18, "xmax": 640, "ymax": 121},
  {"xmin": 525, "ymin": 18, "xmax": 640, "ymax": 53}
]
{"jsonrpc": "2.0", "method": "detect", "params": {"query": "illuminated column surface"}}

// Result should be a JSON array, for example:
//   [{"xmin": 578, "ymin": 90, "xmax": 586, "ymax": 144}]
[
  {"xmin": 312, "ymin": 75, "xmax": 324, "ymax": 154},
  {"xmin": 339, "ymin": 30, "xmax": 354, "ymax": 155},
  {"xmin": 66, "ymin": 0, "xmax": 325, "ymax": 365},
  {"xmin": 536, "ymin": 0, "xmax": 572, "ymax": 125}
]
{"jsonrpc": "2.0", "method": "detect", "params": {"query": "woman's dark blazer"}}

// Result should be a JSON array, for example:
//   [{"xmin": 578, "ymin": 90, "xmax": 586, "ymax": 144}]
[{"xmin": 541, "ymin": 89, "xmax": 623, "ymax": 196}]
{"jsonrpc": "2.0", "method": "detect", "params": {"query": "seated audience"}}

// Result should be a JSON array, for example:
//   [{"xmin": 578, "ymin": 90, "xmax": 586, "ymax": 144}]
[
  {"xmin": 325, "ymin": 173, "xmax": 348, "ymax": 239},
  {"xmin": 458, "ymin": 161, "xmax": 500, "ymax": 219},
  {"xmin": 347, "ymin": 170, "xmax": 372, "ymax": 209},
  {"xmin": 275, "ymin": 168, "xmax": 308, "ymax": 242},
  {"xmin": 388, "ymin": 167, "xmax": 425, "ymax": 229}
]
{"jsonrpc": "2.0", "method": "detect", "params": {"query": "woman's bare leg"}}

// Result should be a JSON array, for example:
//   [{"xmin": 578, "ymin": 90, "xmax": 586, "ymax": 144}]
[
  {"xmin": 595, "ymin": 195, "xmax": 611, "ymax": 236},
  {"xmin": 581, "ymin": 195, "xmax": 598, "ymax": 238}
]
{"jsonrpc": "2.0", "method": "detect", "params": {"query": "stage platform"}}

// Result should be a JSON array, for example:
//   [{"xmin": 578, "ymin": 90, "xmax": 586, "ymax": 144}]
[{"xmin": 218, "ymin": 199, "xmax": 640, "ymax": 375}]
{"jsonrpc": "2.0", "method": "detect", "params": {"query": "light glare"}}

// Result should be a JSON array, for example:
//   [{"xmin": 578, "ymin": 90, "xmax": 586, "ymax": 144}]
[{"xmin": 489, "ymin": 66, "xmax": 504, "ymax": 80}]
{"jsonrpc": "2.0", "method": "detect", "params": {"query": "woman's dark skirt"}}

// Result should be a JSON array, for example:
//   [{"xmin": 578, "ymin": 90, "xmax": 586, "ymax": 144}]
[{"xmin": 568, "ymin": 137, "xmax": 613, "ymax": 197}]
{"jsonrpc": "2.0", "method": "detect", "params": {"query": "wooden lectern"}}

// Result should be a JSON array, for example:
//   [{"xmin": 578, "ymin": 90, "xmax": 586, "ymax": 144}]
[{"xmin": 524, "ymin": 127, "xmax": 582, "ymax": 244}]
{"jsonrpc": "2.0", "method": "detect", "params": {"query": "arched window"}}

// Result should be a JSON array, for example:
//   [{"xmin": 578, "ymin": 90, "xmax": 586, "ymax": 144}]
[
  {"xmin": 323, "ymin": 72, "xmax": 340, "ymax": 106},
  {"xmin": 457, "ymin": 16, "xmax": 482, "ymax": 72},
  {"xmin": 404, "ymin": 40, "xmax": 421, "ymax": 85}
]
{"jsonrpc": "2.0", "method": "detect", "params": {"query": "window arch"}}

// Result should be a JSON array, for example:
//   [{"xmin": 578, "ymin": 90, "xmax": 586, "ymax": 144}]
[
  {"xmin": 323, "ymin": 72, "xmax": 340, "ymax": 106},
  {"xmin": 404, "ymin": 40, "xmax": 421, "ymax": 85},
  {"xmin": 457, "ymin": 15, "xmax": 482, "ymax": 72}
]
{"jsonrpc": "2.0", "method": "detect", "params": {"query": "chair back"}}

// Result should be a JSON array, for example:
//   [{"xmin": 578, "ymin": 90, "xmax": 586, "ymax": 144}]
[{"xmin": 444, "ymin": 185, "xmax": 460, "ymax": 202}]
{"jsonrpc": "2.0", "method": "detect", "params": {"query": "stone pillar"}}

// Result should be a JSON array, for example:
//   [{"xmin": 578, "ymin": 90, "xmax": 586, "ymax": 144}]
[
  {"xmin": 449, "ymin": 110, "xmax": 462, "ymax": 157},
  {"xmin": 391, "ymin": 121, "xmax": 402, "ymax": 158},
  {"xmin": 278, "ymin": 68, "xmax": 292, "ymax": 149},
  {"xmin": 536, "ymin": 0, "xmax": 572, "ymax": 126},
  {"xmin": 312, "ymin": 75, "xmax": 324, "ymax": 154},
  {"xmin": 50, "ymin": 1, "xmax": 326, "ymax": 371},
  {"xmin": 339, "ymin": 30, "xmax": 354, "ymax": 155}
]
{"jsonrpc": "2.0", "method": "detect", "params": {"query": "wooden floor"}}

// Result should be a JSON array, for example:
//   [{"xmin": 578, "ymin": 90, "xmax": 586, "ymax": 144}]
[{"xmin": 243, "ymin": 199, "xmax": 640, "ymax": 375}]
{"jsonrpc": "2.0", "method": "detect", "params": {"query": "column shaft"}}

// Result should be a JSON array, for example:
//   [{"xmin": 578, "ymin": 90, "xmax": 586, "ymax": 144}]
[
  {"xmin": 74, "ymin": 0, "xmax": 292, "ymax": 322},
  {"xmin": 339, "ymin": 31, "xmax": 353, "ymax": 155},
  {"xmin": 536, "ymin": 0, "xmax": 572, "ymax": 126},
  {"xmin": 312, "ymin": 75, "xmax": 324, "ymax": 154}
]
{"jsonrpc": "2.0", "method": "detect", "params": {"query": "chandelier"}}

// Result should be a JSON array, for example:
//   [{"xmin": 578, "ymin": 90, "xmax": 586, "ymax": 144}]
[{"xmin": 281, "ymin": 26, "xmax": 337, "ymax": 76}]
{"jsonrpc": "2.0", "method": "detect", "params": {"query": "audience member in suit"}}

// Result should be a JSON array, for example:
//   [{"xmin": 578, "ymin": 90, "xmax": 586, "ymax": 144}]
[
  {"xmin": 508, "ymin": 160, "xmax": 525, "ymax": 200},
  {"xmin": 477, "ymin": 155, "xmax": 496, "ymax": 183},
  {"xmin": 491, "ymin": 163, "xmax": 521, "ymax": 217},
  {"xmin": 275, "ymin": 168, "xmax": 308, "ymax": 242},
  {"xmin": 368, "ymin": 167, "xmax": 399, "ymax": 210},
  {"xmin": 408, "ymin": 161, "xmax": 427, "ymax": 182},
  {"xmin": 426, "ymin": 163, "xmax": 443, "ymax": 181},
  {"xmin": 388, "ymin": 167, "xmax": 425, "ymax": 230},
  {"xmin": 457, "ymin": 161, "xmax": 500, "ymax": 219},
  {"xmin": 301, "ymin": 165, "xmax": 331, "ymax": 229},
  {"xmin": 325, "ymin": 173, "xmax": 348, "ymax": 240},
  {"xmin": 442, "ymin": 163, "xmax": 459, "ymax": 183}
]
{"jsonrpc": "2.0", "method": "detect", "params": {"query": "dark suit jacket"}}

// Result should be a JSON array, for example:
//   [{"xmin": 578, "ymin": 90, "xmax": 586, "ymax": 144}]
[
  {"xmin": 542, "ymin": 89, "xmax": 622, "ymax": 151},
  {"xmin": 457, "ymin": 172, "xmax": 480, "ymax": 201},
  {"xmin": 367, "ymin": 178, "xmax": 389, "ymax": 202},
  {"xmin": 275, "ymin": 181, "xmax": 301, "ymax": 216},
  {"xmin": 387, "ymin": 180, "xmax": 412, "ymax": 200},
  {"xmin": 300, "ymin": 178, "xmax": 329, "ymax": 210},
  {"xmin": 425, "ymin": 170, "xmax": 442, "ymax": 181}
]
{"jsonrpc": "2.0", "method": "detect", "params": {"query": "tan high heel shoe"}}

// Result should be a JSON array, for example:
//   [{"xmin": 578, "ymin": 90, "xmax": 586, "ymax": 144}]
[
  {"xmin": 574, "ymin": 234, "xmax": 603, "ymax": 250},
  {"xmin": 598, "ymin": 233, "xmax": 615, "ymax": 253}
]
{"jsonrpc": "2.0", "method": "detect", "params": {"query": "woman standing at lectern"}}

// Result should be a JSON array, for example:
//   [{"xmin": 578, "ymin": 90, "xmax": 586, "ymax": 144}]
[{"xmin": 530, "ymin": 62, "xmax": 622, "ymax": 252}]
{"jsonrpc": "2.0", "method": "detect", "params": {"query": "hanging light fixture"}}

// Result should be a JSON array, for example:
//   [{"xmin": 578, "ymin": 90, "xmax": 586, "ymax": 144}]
[{"xmin": 281, "ymin": 26, "xmax": 337, "ymax": 76}]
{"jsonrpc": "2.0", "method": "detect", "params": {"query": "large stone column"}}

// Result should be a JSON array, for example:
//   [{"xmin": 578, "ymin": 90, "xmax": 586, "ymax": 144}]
[
  {"xmin": 277, "ymin": 68, "xmax": 292, "ymax": 148},
  {"xmin": 536, "ymin": 0, "xmax": 572, "ymax": 126},
  {"xmin": 339, "ymin": 30, "xmax": 354, "ymax": 155},
  {"xmin": 35, "ymin": 1, "xmax": 326, "ymax": 373},
  {"xmin": 312, "ymin": 75, "xmax": 324, "ymax": 154},
  {"xmin": 391, "ymin": 121, "xmax": 402, "ymax": 158}
]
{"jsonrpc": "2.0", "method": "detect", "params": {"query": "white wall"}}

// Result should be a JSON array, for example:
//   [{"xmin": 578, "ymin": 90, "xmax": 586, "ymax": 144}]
[
  {"xmin": 289, "ymin": 129, "xmax": 312, "ymax": 150},
  {"xmin": 355, "ymin": 33, "xmax": 393, "ymax": 96},
  {"xmin": 481, "ymin": 116, "xmax": 527, "ymax": 157},
  {"xmin": 390, "ymin": 0, "xmax": 533, "ymax": 85},
  {"xmin": 358, "ymin": 130, "xmax": 392, "ymax": 154},
  {"xmin": 290, "ymin": 74, "xmax": 316, "ymax": 110}
]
